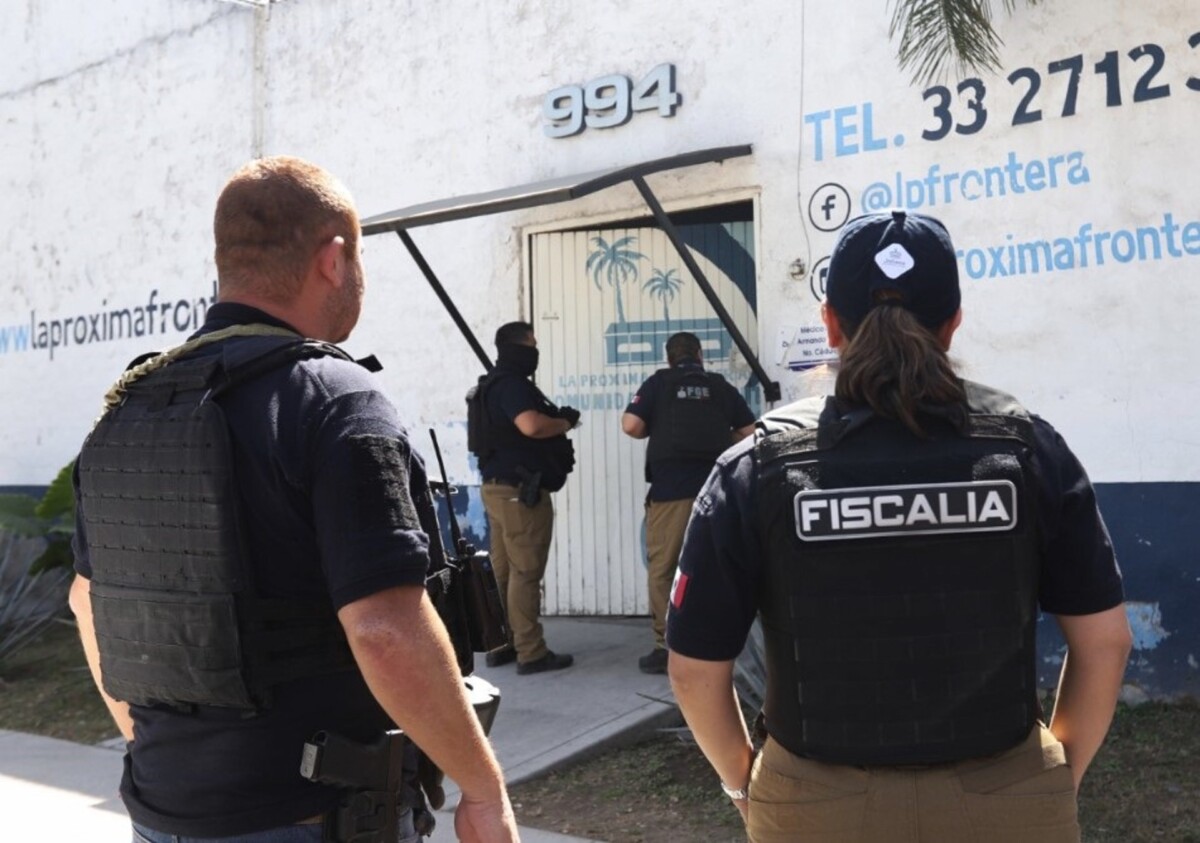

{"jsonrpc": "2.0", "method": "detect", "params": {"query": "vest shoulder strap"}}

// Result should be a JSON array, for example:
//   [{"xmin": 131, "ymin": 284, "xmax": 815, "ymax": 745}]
[
  {"xmin": 960, "ymin": 380, "xmax": 1037, "ymax": 447},
  {"xmin": 962, "ymin": 379, "xmax": 1029, "ymax": 419},
  {"xmin": 210, "ymin": 336, "xmax": 355, "ymax": 399},
  {"xmin": 754, "ymin": 396, "xmax": 829, "ymax": 463}
]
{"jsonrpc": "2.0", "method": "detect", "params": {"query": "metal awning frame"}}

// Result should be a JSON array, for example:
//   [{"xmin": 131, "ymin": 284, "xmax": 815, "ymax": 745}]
[{"xmin": 361, "ymin": 144, "xmax": 781, "ymax": 402}]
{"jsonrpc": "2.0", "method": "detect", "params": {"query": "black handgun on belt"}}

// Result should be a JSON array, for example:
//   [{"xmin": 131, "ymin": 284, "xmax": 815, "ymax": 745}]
[
  {"xmin": 300, "ymin": 729, "xmax": 425, "ymax": 841},
  {"xmin": 515, "ymin": 465, "xmax": 542, "ymax": 508}
]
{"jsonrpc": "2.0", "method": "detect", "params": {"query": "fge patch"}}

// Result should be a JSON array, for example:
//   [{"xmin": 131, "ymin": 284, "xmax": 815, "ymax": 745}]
[{"xmin": 793, "ymin": 480, "xmax": 1017, "ymax": 542}]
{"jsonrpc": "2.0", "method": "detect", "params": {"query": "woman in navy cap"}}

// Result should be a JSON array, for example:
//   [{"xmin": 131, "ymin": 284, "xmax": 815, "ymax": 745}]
[{"xmin": 667, "ymin": 210, "xmax": 1132, "ymax": 842}]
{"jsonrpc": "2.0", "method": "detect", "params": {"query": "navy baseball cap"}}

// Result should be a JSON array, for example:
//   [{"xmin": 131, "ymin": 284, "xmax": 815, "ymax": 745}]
[{"xmin": 825, "ymin": 210, "xmax": 961, "ymax": 330}]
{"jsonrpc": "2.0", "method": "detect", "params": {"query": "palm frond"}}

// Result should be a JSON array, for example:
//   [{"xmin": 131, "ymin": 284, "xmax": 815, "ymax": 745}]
[
  {"xmin": 35, "ymin": 462, "xmax": 75, "ymax": 520},
  {"xmin": 643, "ymin": 270, "xmax": 682, "ymax": 299},
  {"xmin": 586, "ymin": 247, "xmax": 608, "ymax": 289},
  {"xmin": 889, "ymin": 0, "xmax": 1039, "ymax": 85},
  {"xmin": 28, "ymin": 539, "xmax": 73, "ymax": 575}
]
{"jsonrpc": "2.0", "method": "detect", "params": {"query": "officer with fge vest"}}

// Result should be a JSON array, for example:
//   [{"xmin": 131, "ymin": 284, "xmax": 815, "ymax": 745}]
[
  {"xmin": 667, "ymin": 211, "xmax": 1132, "ymax": 842},
  {"xmin": 621, "ymin": 331, "xmax": 755, "ymax": 674}
]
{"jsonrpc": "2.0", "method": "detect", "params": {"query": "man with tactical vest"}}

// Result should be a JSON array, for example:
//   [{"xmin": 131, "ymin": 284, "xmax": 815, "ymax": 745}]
[
  {"xmin": 667, "ymin": 211, "xmax": 1132, "ymax": 842},
  {"xmin": 620, "ymin": 331, "xmax": 755, "ymax": 674},
  {"xmin": 466, "ymin": 322, "xmax": 579, "ymax": 675},
  {"xmin": 68, "ymin": 156, "xmax": 518, "ymax": 843}
]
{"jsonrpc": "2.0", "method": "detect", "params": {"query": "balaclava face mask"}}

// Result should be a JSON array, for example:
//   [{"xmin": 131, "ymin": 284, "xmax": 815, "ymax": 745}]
[{"xmin": 497, "ymin": 342, "xmax": 539, "ymax": 377}]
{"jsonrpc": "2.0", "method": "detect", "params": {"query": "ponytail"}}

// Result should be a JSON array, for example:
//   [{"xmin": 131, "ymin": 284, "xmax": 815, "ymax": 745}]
[{"xmin": 834, "ymin": 303, "xmax": 965, "ymax": 436}]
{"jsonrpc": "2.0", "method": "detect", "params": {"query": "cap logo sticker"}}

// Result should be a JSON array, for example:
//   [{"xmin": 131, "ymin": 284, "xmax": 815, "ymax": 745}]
[{"xmin": 875, "ymin": 243, "xmax": 915, "ymax": 279}]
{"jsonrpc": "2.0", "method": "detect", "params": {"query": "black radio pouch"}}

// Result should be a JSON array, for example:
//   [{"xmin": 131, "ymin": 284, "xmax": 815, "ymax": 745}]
[{"xmin": 459, "ymin": 551, "xmax": 510, "ymax": 653}]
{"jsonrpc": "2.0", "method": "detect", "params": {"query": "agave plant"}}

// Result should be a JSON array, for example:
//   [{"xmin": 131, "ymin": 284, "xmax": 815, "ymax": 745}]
[{"xmin": 0, "ymin": 462, "xmax": 76, "ymax": 669}]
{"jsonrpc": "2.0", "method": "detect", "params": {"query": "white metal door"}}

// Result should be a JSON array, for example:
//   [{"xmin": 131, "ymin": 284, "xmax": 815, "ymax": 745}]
[{"xmin": 531, "ymin": 208, "xmax": 760, "ymax": 615}]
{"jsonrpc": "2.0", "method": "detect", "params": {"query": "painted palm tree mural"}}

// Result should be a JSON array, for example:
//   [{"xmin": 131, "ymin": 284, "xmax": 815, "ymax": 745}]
[
  {"xmin": 585, "ymin": 225, "xmax": 750, "ymax": 366},
  {"xmin": 586, "ymin": 235, "xmax": 645, "ymax": 325},
  {"xmin": 643, "ymin": 268, "xmax": 682, "ymax": 327}
]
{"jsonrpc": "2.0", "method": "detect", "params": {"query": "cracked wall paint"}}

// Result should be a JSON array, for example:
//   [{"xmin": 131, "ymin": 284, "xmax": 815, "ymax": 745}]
[{"xmin": 1126, "ymin": 602, "xmax": 1170, "ymax": 651}]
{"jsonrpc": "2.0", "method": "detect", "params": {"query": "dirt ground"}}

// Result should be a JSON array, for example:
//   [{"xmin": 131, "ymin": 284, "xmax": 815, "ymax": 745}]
[
  {"xmin": 3, "ymin": 624, "xmax": 1198, "ymax": 843},
  {"xmin": 509, "ymin": 731, "xmax": 745, "ymax": 843},
  {"xmin": 0, "ymin": 619, "xmax": 116, "ymax": 744},
  {"xmin": 508, "ymin": 700, "xmax": 1200, "ymax": 843}
]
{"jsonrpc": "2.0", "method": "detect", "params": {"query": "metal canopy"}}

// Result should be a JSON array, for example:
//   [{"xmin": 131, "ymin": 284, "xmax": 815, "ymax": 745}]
[
  {"xmin": 361, "ymin": 145, "xmax": 752, "ymax": 234},
  {"xmin": 362, "ymin": 143, "xmax": 780, "ymax": 402}
]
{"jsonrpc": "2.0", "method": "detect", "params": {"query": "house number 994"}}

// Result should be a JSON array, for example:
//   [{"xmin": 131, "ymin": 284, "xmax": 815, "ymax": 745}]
[{"xmin": 543, "ymin": 63, "xmax": 681, "ymax": 138}]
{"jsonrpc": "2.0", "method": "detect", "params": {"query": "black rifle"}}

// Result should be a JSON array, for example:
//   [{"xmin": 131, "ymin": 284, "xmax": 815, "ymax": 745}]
[{"xmin": 428, "ymin": 429, "xmax": 510, "ymax": 654}]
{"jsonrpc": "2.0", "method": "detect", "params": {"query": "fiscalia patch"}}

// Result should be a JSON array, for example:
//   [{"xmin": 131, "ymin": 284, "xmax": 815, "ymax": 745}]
[{"xmin": 793, "ymin": 480, "xmax": 1017, "ymax": 541}]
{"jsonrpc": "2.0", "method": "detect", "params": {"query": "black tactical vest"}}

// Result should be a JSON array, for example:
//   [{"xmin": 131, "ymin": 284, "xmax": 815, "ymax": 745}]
[
  {"xmin": 753, "ymin": 382, "xmax": 1042, "ymax": 765},
  {"xmin": 77, "ymin": 336, "xmax": 359, "ymax": 711},
  {"xmin": 466, "ymin": 370, "xmax": 574, "ymax": 489},
  {"xmin": 466, "ymin": 372, "xmax": 522, "ymax": 461},
  {"xmin": 644, "ymin": 366, "xmax": 732, "ymax": 480}
]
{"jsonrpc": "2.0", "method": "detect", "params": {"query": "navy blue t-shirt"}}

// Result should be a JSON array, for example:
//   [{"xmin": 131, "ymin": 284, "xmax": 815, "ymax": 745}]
[
  {"xmin": 72, "ymin": 303, "xmax": 431, "ymax": 836},
  {"xmin": 479, "ymin": 366, "xmax": 565, "ymax": 485},
  {"xmin": 624, "ymin": 362, "xmax": 756, "ymax": 501},
  {"xmin": 667, "ymin": 396, "xmax": 1125, "ymax": 661}
]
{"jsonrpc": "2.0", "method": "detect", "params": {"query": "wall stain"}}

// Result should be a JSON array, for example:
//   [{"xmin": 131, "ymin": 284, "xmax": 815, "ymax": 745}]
[{"xmin": 1126, "ymin": 601, "xmax": 1170, "ymax": 651}]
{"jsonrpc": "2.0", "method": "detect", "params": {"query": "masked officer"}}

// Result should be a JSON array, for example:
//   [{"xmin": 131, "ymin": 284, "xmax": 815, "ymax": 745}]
[
  {"xmin": 468, "ymin": 322, "xmax": 579, "ymax": 675},
  {"xmin": 621, "ymin": 331, "xmax": 755, "ymax": 674},
  {"xmin": 68, "ymin": 157, "xmax": 518, "ymax": 843},
  {"xmin": 667, "ymin": 211, "xmax": 1132, "ymax": 843}
]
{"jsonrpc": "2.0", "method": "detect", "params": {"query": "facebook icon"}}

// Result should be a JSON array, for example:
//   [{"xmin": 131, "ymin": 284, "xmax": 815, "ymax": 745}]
[
  {"xmin": 808, "ymin": 183, "xmax": 851, "ymax": 232},
  {"xmin": 823, "ymin": 194, "xmax": 837, "ymax": 219}
]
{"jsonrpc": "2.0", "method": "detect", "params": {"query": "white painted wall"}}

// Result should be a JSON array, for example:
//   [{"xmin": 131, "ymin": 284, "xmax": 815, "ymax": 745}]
[
  {"xmin": 1, "ymin": 0, "xmax": 258, "ymax": 481},
  {"xmin": 3, "ymin": 0, "xmax": 1197, "ymax": 495},
  {"xmin": 794, "ymin": 2, "xmax": 1200, "ymax": 484}
]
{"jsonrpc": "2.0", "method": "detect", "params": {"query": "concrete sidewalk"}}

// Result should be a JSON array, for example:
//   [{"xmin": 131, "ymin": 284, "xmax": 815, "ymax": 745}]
[{"xmin": 0, "ymin": 617, "xmax": 679, "ymax": 842}]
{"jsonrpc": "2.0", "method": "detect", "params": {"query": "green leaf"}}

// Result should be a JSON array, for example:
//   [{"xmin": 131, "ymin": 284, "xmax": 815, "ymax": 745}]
[
  {"xmin": 36, "ymin": 461, "xmax": 76, "ymax": 520},
  {"xmin": 28, "ymin": 540, "xmax": 74, "ymax": 575},
  {"xmin": 889, "ymin": 0, "xmax": 1041, "ymax": 85}
]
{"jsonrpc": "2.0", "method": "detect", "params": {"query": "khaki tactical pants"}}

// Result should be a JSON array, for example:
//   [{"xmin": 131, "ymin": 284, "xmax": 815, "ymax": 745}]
[
  {"xmin": 645, "ymin": 497, "xmax": 695, "ymax": 649},
  {"xmin": 747, "ymin": 725, "xmax": 1080, "ymax": 843},
  {"xmin": 481, "ymin": 482, "xmax": 553, "ymax": 663}
]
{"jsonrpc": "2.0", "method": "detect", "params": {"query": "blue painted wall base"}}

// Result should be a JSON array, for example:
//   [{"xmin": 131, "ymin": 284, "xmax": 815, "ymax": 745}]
[
  {"xmin": 14, "ymin": 473, "xmax": 1194, "ymax": 699},
  {"xmin": 442, "ymin": 480, "xmax": 1200, "ymax": 699},
  {"xmin": 1036, "ymin": 482, "xmax": 1199, "ymax": 699}
]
